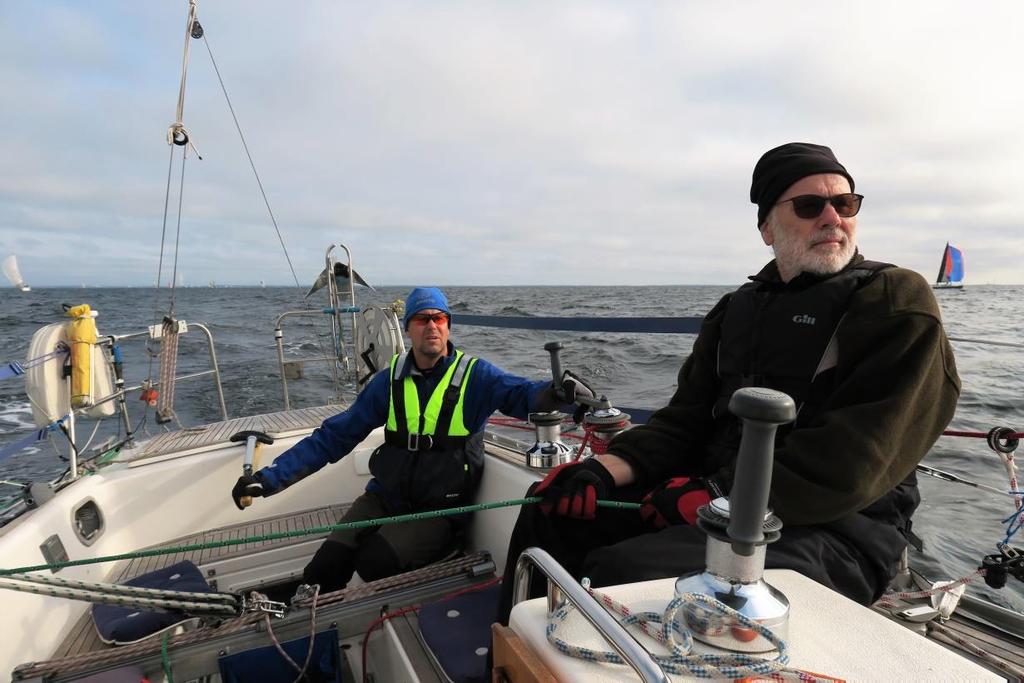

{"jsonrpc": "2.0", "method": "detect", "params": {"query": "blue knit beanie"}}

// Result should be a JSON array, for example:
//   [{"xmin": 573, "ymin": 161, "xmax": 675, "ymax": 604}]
[{"xmin": 403, "ymin": 287, "xmax": 450, "ymax": 329}]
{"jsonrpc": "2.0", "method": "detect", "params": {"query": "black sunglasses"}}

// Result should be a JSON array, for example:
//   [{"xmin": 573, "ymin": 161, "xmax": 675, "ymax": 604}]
[{"xmin": 776, "ymin": 193, "xmax": 864, "ymax": 219}]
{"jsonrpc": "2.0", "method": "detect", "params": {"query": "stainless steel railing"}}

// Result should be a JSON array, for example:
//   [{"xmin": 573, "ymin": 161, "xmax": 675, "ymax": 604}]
[{"xmin": 511, "ymin": 546, "xmax": 671, "ymax": 683}]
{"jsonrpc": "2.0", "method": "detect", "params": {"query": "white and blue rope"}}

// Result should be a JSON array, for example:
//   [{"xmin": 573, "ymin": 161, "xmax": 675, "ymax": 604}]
[{"xmin": 546, "ymin": 586, "xmax": 823, "ymax": 680}]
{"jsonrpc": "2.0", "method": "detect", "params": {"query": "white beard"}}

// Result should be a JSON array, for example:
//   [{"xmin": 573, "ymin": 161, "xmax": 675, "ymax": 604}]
[{"xmin": 771, "ymin": 227, "xmax": 856, "ymax": 279}]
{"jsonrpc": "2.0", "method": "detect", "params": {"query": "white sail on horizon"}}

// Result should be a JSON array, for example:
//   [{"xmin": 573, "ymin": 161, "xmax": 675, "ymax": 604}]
[{"xmin": 2, "ymin": 255, "xmax": 30, "ymax": 292}]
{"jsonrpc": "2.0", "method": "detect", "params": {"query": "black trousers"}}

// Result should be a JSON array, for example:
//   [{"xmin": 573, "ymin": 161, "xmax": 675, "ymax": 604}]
[{"xmin": 497, "ymin": 485, "xmax": 884, "ymax": 625}]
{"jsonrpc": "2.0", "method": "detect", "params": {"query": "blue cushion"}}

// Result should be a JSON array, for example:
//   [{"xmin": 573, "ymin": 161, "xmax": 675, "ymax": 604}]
[
  {"xmin": 218, "ymin": 628, "xmax": 342, "ymax": 683},
  {"xmin": 92, "ymin": 560, "xmax": 212, "ymax": 644},
  {"xmin": 418, "ymin": 584, "xmax": 500, "ymax": 683}
]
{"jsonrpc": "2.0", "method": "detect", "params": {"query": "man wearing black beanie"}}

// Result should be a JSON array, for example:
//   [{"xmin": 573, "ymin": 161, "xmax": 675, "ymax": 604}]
[
  {"xmin": 749, "ymin": 142, "xmax": 862, "ymax": 282},
  {"xmin": 500, "ymin": 142, "xmax": 960, "ymax": 619}
]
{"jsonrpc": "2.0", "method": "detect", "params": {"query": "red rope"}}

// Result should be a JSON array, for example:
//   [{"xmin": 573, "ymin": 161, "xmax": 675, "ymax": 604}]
[
  {"xmin": 573, "ymin": 419, "xmax": 630, "ymax": 461},
  {"xmin": 492, "ymin": 421, "xmax": 1024, "ymax": 442},
  {"xmin": 360, "ymin": 576, "xmax": 502, "ymax": 682},
  {"xmin": 487, "ymin": 416, "xmax": 585, "ymax": 441},
  {"xmin": 943, "ymin": 429, "xmax": 1024, "ymax": 439}
]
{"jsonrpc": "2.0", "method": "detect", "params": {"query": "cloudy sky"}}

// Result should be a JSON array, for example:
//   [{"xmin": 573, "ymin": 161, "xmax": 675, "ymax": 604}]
[{"xmin": 1, "ymin": 1, "xmax": 1022, "ymax": 287}]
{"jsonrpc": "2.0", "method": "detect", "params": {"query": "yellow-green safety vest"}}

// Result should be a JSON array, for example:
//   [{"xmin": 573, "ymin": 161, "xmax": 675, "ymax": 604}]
[{"xmin": 385, "ymin": 349, "xmax": 477, "ymax": 451}]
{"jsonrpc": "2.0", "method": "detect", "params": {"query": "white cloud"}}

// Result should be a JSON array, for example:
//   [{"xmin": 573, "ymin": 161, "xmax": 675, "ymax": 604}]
[{"xmin": 1, "ymin": 1, "xmax": 1022, "ymax": 285}]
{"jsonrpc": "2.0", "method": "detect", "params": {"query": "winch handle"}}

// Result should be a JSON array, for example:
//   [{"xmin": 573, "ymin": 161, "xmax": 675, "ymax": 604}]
[
  {"xmin": 726, "ymin": 388, "xmax": 796, "ymax": 555},
  {"xmin": 230, "ymin": 430, "xmax": 274, "ymax": 509},
  {"xmin": 543, "ymin": 341, "xmax": 564, "ymax": 389}
]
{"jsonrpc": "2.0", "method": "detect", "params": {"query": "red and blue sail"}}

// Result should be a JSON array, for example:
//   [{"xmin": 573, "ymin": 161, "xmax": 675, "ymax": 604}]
[{"xmin": 935, "ymin": 242, "xmax": 964, "ymax": 285}]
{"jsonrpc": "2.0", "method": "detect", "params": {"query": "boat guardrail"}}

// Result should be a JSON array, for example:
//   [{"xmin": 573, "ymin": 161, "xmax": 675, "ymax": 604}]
[
  {"xmin": 274, "ymin": 244, "xmax": 366, "ymax": 411},
  {"xmin": 109, "ymin": 321, "xmax": 228, "ymax": 423},
  {"xmin": 948, "ymin": 336, "xmax": 1024, "ymax": 350},
  {"xmin": 32, "ymin": 320, "xmax": 230, "ymax": 483},
  {"xmin": 512, "ymin": 546, "xmax": 672, "ymax": 683},
  {"xmin": 274, "ymin": 309, "xmax": 356, "ymax": 411}
]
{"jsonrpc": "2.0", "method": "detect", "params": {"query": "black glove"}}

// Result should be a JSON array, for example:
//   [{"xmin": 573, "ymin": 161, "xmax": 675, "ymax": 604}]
[
  {"xmin": 558, "ymin": 370, "xmax": 595, "ymax": 404},
  {"xmin": 231, "ymin": 472, "xmax": 265, "ymax": 510},
  {"xmin": 639, "ymin": 477, "xmax": 712, "ymax": 529},
  {"xmin": 533, "ymin": 370, "xmax": 598, "ymax": 414},
  {"xmin": 529, "ymin": 457, "xmax": 614, "ymax": 519}
]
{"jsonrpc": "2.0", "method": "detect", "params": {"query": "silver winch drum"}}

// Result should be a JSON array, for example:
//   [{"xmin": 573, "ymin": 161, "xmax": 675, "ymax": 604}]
[{"xmin": 525, "ymin": 411, "xmax": 574, "ymax": 468}]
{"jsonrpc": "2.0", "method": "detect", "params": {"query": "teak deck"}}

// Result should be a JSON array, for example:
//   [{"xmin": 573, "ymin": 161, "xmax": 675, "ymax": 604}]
[{"xmin": 128, "ymin": 404, "xmax": 346, "ymax": 461}]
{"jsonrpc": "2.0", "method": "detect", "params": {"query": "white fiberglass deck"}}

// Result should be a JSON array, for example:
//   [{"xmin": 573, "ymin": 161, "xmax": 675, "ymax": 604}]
[{"xmin": 510, "ymin": 570, "xmax": 1002, "ymax": 681}]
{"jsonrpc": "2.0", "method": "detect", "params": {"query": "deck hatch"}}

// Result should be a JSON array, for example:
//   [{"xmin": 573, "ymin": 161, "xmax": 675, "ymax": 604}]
[{"xmin": 71, "ymin": 499, "xmax": 103, "ymax": 546}]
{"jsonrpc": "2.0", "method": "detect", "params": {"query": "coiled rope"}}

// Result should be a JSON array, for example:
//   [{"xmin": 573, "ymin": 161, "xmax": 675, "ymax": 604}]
[
  {"xmin": 575, "ymin": 417, "xmax": 630, "ymax": 459},
  {"xmin": 547, "ymin": 584, "xmax": 821, "ymax": 680},
  {"xmin": 155, "ymin": 317, "xmax": 181, "ymax": 425}
]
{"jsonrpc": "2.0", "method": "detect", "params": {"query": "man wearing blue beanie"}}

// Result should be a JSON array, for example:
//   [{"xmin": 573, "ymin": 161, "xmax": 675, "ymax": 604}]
[
  {"xmin": 233, "ymin": 285, "xmax": 595, "ymax": 592},
  {"xmin": 402, "ymin": 286, "xmax": 451, "ymax": 330}
]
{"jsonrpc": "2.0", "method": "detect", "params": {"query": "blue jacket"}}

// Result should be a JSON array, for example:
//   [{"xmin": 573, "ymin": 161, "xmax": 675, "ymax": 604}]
[{"xmin": 259, "ymin": 342, "xmax": 549, "ymax": 494}]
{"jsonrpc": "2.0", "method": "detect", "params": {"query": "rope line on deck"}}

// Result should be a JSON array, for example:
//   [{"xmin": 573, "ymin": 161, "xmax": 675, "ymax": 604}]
[
  {"xmin": 0, "ymin": 497, "xmax": 639, "ymax": 577},
  {"xmin": 1, "ymin": 571, "xmax": 238, "ymax": 603},
  {"xmin": 876, "ymin": 569, "xmax": 984, "ymax": 605},
  {"xmin": 10, "ymin": 553, "xmax": 489, "ymax": 681},
  {"xmin": 927, "ymin": 620, "xmax": 1024, "ymax": 680},
  {"xmin": 0, "ymin": 576, "xmax": 237, "ymax": 615},
  {"xmin": 547, "ymin": 585, "xmax": 836, "ymax": 680}
]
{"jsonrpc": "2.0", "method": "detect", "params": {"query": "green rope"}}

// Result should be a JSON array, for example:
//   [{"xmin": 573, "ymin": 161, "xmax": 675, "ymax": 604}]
[
  {"xmin": 161, "ymin": 631, "xmax": 174, "ymax": 683},
  {"xmin": 0, "ymin": 497, "xmax": 639, "ymax": 576},
  {"xmin": 92, "ymin": 446, "xmax": 123, "ymax": 467}
]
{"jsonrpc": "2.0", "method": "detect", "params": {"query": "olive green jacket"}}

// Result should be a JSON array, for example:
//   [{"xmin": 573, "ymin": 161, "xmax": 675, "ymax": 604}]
[{"xmin": 609, "ymin": 261, "xmax": 961, "ymax": 526}]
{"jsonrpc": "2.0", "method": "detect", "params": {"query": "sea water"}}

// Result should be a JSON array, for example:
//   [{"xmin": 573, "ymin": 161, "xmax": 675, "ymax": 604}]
[{"xmin": 0, "ymin": 283, "xmax": 1022, "ymax": 611}]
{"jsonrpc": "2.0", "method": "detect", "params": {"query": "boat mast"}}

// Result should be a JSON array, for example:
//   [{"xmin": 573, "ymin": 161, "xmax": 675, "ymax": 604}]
[{"xmin": 168, "ymin": 0, "xmax": 200, "ymax": 152}]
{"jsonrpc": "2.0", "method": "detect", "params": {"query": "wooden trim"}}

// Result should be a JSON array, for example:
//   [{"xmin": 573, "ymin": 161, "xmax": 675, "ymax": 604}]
[{"xmin": 491, "ymin": 623, "xmax": 557, "ymax": 683}]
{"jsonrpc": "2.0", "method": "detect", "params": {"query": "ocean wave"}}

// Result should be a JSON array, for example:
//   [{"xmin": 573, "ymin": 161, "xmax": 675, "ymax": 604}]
[{"xmin": 0, "ymin": 399, "xmax": 35, "ymax": 435}]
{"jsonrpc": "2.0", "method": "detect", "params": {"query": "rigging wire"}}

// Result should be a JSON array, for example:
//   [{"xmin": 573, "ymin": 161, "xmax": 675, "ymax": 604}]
[
  {"xmin": 150, "ymin": 145, "xmax": 177, "ymax": 344},
  {"xmin": 199, "ymin": 32, "xmax": 342, "ymax": 393},
  {"xmin": 199, "ymin": 36, "xmax": 302, "ymax": 291},
  {"xmin": 167, "ymin": 150, "xmax": 189, "ymax": 317}
]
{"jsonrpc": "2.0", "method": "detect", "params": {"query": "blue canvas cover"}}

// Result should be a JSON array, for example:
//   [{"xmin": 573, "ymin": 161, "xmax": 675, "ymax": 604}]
[
  {"xmin": 91, "ymin": 560, "xmax": 212, "ymax": 645},
  {"xmin": 218, "ymin": 628, "xmax": 342, "ymax": 683},
  {"xmin": 418, "ymin": 584, "xmax": 500, "ymax": 683}
]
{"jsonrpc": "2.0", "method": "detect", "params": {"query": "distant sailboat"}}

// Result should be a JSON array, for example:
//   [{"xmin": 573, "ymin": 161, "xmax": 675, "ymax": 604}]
[
  {"xmin": 933, "ymin": 242, "xmax": 965, "ymax": 289},
  {"xmin": 2, "ymin": 255, "xmax": 31, "ymax": 292}
]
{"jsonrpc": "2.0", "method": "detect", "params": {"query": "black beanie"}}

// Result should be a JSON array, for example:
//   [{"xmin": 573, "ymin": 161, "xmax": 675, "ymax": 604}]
[{"xmin": 750, "ymin": 142, "xmax": 854, "ymax": 227}]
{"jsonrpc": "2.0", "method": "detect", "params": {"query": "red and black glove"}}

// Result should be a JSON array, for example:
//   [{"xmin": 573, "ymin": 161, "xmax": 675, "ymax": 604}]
[
  {"xmin": 640, "ymin": 477, "xmax": 712, "ymax": 529},
  {"xmin": 530, "ymin": 458, "xmax": 614, "ymax": 519}
]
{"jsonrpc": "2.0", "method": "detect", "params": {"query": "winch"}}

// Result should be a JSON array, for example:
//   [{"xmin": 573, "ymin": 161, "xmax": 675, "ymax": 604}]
[
  {"xmin": 526, "ymin": 341, "xmax": 630, "ymax": 467},
  {"xmin": 674, "ymin": 387, "xmax": 796, "ymax": 653}
]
